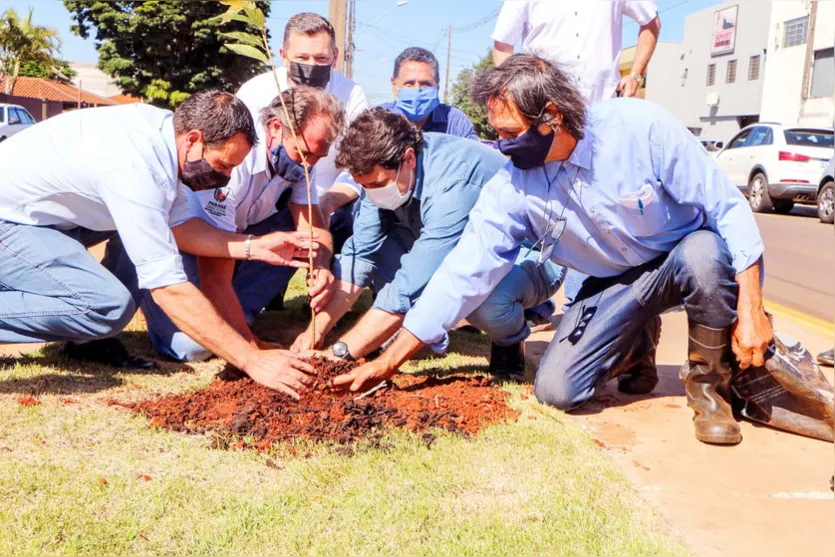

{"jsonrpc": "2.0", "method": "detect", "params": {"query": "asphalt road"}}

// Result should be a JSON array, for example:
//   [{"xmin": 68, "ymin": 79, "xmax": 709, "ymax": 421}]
[{"xmin": 755, "ymin": 205, "xmax": 834, "ymax": 322}]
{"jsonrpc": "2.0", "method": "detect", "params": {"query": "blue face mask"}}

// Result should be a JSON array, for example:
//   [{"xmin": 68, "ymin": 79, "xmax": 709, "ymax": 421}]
[
  {"xmin": 269, "ymin": 144, "xmax": 305, "ymax": 183},
  {"xmin": 395, "ymin": 86, "xmax": 440, "ymax": 122}
]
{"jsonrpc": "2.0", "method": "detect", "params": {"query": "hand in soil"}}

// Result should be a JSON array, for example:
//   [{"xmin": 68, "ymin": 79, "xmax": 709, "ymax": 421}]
[
  {"xmin": 244, "ymin": 349, "xmax": 315, "ymax": 399},
  {"xmin": 307, "ymin": 268, "xmax": 335, "ymax": 312},
  {"xmin": 331, "ymin": 358, "xmax": 395, "ymax": 392},
  {"xmin": 290, "ymin": 328, "xmax": 319, "ymax": 352}
]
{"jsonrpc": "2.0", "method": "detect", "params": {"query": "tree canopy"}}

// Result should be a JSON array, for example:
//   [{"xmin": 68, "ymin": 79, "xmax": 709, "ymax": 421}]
[
  {"xmin": 0, "ymin": 8, "xmax": 61, "ymax": 94},
  {"xmin": 449, "ymin": 50, "xmax": 496, "ymax": 141},
  {"xmin": 64, "ymin": 1, "xmax": 271, "ymax": 107}
]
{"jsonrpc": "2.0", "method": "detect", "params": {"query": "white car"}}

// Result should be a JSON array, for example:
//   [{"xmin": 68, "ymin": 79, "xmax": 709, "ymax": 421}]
[
  {"xmin": 0, "ymin": 103, "xmax": 37, "ymax": 142},
  {"xmin": 817, "ymin": 157, "xmax": 834, "ymax": 224},
  {"xmin": 715, "ymin": 123, "xmax": 834, "ymax": 213}
]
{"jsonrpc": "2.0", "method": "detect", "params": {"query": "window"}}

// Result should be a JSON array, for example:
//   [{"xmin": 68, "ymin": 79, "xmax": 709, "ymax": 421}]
[
  {"xmin": 22, "ymin": 109, "xmax": 35, "ymax": 124},
  {"xmin": 726, "ymin": 60, "xmax": 737, "ymax": 83},
  {"xmin": 728, "ymin": 129, "xmax": 752, "ymax": 149},
  {"xmin": 706, "ymin": 64, "xmax": 716, "ymax": 86},
  {"xmin": 784, "ymin": 129, "xmax": 834, "ymax": 148},
  {"xmin": 748, "ymin": 55, "xmax": 761, "ymax": 80},
  {"xmin": 0, "ymin": 108, "xmax": 4, "ymax": 123},
  {"xmin": 783, "ymin": 16, "xmax": 809, "ymax": 48},
  {"xmin": 8, "ymin": 108, "xmax": 22, "ymax": 125},
  {"xmin": 810, "ymin": 47, "xmax": 834, "ymax": 98},
  {"xmin": 748, "ymin": 127, "xmax": 772, "ymax": 147}
]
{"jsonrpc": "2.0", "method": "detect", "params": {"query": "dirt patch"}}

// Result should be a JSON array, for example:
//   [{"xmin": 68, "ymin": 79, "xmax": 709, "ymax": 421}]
[
  {"xmin": 16, "ymin": 396, "xmax": 40, "ymax": 407},
  {"xmin": 124, "ymin": 358, "xmax": 519, "ymax": 451}
]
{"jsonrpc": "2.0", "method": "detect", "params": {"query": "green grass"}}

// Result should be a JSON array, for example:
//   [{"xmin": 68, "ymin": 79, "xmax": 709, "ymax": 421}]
[{"xmin": 0, "ymin": 274, "xmax": 690, "ymax": 556}]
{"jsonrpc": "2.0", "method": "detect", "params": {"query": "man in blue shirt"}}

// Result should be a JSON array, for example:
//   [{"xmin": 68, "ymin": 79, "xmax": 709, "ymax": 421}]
[
  {"xmin": 320, "ymin": 47, "xmax": 479, "ymax": 255},
  {"xmin": 334, "ymin": 55, "xmax": 774, "ymax": 446},
  {"xmin": 292, "ymin": 107, "xmax": 564, "ymax": 372}
]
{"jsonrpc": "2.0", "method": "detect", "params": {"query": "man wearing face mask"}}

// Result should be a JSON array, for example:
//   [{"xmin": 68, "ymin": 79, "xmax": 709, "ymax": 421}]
[
  {"xmin": 379, "ymin": 47, "xmax": 477, "ymax": 139},
  {"xmin": 236, "ymin": 12, "xmax": 369, "ymax": 255},
  {"xmin": 0, "ymin": 90, "xmax": 319, "ymax": 398},
  {"xmin": 291, "ymin": 107, "xmax": 565, "ymax": 375},
  {"xmin": 334, "ymin": 56, "xmax": 775, "ymax": 446},
  {"xmin": 121, "ymin": 87, "xmax": 344, "ymax": 363}
]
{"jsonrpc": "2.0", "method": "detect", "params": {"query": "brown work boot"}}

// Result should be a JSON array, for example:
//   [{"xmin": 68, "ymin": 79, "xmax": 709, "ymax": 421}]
[
  {"xmin": 679, "ymin": 321, "xmax": 742, "ymax": 445},
  {"xmin": 617, "ymin": 316, "xmax": 662, "ymax": 395}
]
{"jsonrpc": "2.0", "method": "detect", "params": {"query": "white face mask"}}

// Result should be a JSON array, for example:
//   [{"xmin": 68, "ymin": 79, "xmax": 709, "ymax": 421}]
[{"xmin": 364, "ymin": 163, "xmax": 413, "ymax": 210}]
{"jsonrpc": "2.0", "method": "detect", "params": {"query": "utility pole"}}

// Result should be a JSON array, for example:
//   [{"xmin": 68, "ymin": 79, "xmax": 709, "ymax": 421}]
[
  {"xmin": 328, "ymin": 0, "xmax": 347, "ymax": 74},
  {"xmin": 345, "ymin": 0, "xmax": 356, "ymax": 79},
  {"xmin": 443, "ymin": 25, "xmax": 452, "ymax": 103}
]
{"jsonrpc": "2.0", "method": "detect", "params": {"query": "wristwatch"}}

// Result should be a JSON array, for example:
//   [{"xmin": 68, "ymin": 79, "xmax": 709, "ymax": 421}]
[
  {"xmin": 629, "ymin": 72, "xmax": 645, "ymax": 87},
  {"xmin": 331, "ymin": 341, "xmax": 355, "ymax": 361}
]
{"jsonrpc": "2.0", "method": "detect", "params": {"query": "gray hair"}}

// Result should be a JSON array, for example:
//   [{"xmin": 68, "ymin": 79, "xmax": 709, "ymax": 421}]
[
  {"xmin": 472, "ymin": 54, "xmax": 586, "ymax": 139},
  {"xmin": 393, "ymin": 47, "xmax": 440, "ymax": 83},
  {"xmin": 174, "ymin": 89, "xmax": 257, "ymax": 147},
  {"xmin": 259, "ymin": 86, "xmax": 345, "ymax": 143},
  {"xmin": 283, "ymin": 12, "xmax": 337, "ymax": 55}
]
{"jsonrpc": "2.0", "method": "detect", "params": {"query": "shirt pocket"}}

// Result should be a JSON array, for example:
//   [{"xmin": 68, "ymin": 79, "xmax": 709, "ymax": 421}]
[{"xmin": 616, "ymin": 182, "xmax": 663, "ymax": 237}]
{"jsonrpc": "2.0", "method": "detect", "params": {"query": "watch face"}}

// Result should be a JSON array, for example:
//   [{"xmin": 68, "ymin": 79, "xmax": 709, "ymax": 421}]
[{"xmin": 332, "ymin": 342, "xmax": 348, "ymax": 358}]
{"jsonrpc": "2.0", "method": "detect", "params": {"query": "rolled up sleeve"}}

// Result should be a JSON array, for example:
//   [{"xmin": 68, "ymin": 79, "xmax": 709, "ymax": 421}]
[
  {"xmin": 372, "ymin": 180, "xmax": 483, "ymax": 315},
  {"xmin": 97, "ymin": 168, "xmax": 188, "ymax": 290},
  {"xmin": 403, "ymin": 169, "xmax": 530, "ymax": 347},
  {"xmin": 623, "ymin": 1, "xmax": 658, "ymax": 26},
  {"xmin": 650, "ymin": 112, "xmax": 764, "ymax": 274},
  {"xmin": 332, "ymin": 196, "xmax": 388, "ymax": 287},
  {"xmin": 491, "ymin": 0, "xmax": 527, "ymax": 45}
]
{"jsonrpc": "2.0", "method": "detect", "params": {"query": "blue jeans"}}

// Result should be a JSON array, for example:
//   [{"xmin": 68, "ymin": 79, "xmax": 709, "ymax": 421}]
[
  {"xmin": 106, "ymin": 210, "xmax": 298, "ymax": 362},
  {"xmin": 467, "ymin": 251, "xmax": 566, "ymax": 346},
  {"xmin": 0, "ymin": 221, "xmax": 135, "ymax": 344},
  {"xmin": 330, "ymin": 199, "xmax": 358, "ymax": 255},
  {"xmin": 533, "ymin": 230, "xmax": 739, "ymax": 411}
]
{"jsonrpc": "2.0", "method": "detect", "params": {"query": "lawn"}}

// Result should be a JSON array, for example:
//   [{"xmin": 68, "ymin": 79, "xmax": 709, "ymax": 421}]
[{"xmin": 0, "ymin": 274, "xmax": 690, "ymax": 556}]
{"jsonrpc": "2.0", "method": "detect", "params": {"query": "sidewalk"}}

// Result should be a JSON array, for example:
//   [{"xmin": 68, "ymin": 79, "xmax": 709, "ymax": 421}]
[{"xmin": 524, "ymin": 307, "xmax": 834, "ymax": 557}]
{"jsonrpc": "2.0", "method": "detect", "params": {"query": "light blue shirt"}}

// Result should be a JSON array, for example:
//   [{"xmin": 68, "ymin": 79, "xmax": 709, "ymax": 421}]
[
  {"xmin": 404, "ymin": 98, "xmax": 765, "ymax": 345},
  {"xmin": 0, "ymin": 104, "xmax": 189, "ymax": 290},
  {"xmin": 334, "ymin": 133, "xmax": 506, "ymax": 314}
]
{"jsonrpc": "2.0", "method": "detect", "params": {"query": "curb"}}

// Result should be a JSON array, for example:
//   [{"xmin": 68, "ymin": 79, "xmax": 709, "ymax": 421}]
[{"xmin": 764, "ymin": 300, "xmax": 834, "ymax": 339}]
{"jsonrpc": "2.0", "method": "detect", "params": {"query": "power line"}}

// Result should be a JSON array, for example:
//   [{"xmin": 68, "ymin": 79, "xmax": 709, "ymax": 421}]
[{"xmin": 453, "ymin": 7, "xmax": 500, "ymax": 33}]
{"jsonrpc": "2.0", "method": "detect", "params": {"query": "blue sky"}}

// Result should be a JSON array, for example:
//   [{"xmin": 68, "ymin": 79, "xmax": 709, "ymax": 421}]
[{"xmin": 1, "ymin": 0, "xmax": 724, "ymax": 103}]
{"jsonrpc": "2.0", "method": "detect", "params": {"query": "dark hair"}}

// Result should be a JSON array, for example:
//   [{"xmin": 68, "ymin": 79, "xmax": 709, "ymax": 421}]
[
  {"xmin": 393, "ymin": 47, "xmax": 440, "ymax": 83},
  {"xmin": 335, "ymin": 107, "xmax": 424, "ymax": 175},
  {"xmin": 283, "ymin": 12, "xmax": 337, "ymax": 54},
  {"xmin": 472, "ymin": 54, "xmax": 586, "ymax": 139},
  {"xmin": 259, "ymin": 86, "xmax": 345, "ymax": 143},
  {"xmin": 173, "ymin": 89, "xmax": 256, "ymax": 147}
]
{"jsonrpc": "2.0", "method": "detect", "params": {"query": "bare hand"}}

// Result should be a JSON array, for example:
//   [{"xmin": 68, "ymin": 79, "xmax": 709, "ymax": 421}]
[
  {"xmin": 307, "ymin": 268, "xmax": 335, "ymax": 312},
  {"xmin": 291, "ymin": 327, "xmax": 322, "ymax": 352},
  {"xmin": 243, "ymin": 349, "xmax": 315, "ymax": 399},
  {"xmin": 616, "ymin": 75, "xmax": 639, "ymax": 97},
  {"xmin": 331, "ymin": 359, "xmax": 395, "ymax": 392},
  {"xmin": 732, "ymin": 307, "xmax": 773, "ymax": 369},
  {"xmin": 252, "ymin": 230, "xmax": 318, "ymax": 268}
]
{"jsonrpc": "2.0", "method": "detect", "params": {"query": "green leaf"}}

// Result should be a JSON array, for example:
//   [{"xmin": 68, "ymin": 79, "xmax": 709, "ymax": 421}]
[
  {"xmin": 219, "ymin": 0, "xmax": 249, "ymax": 9},
  {"xmin": 244, "ymin": 6, "xmax": 266, "ymax": 29},
  {"xmin": 220, "ymin": 12, "xmax": 254, "ymax": 26},
  {"xmin": 220, "ymin": 31, "xmax": 263, "ymax": 48},
  {"xmin": 225, "ymin": 43, "xmax": 268, "ymax": 64}
]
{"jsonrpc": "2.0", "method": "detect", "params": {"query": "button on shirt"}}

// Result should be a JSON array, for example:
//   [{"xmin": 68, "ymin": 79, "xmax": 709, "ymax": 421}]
[
  {"xmin": 236, "ymin": 67, "xmax": 369, "ymax": 197},
  {"xmin": 334, "ymin": 133, "xmax": 506, "ymax": 314},
  {"xmin": 403, "ymin": 98, "xmax": 765, "ymax": 346},
  {"xmin": 378, "ymin": 100, "xmax": 478, "ymax": 140},
  {"xmin": 0, "ymin": 104, "xmax": 189, "ymax": 290},
  {"xmin": 170, "ymin": 140, "xmax": 316, "ymax": 233},
  {"xmin": 491, "ymin": 0, "xmax": 658, "ymax": 104}
]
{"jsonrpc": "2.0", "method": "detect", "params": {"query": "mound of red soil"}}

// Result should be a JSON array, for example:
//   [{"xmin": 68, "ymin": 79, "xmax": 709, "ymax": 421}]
[{"xmin": 126, "ymin": 358, "xmax": 519, "ymax": 451}]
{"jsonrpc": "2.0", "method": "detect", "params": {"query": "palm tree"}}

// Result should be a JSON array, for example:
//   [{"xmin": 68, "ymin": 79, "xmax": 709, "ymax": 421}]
[{"xmin": 0, "ymin": 8, "xmax": 60, "ymax": 94}]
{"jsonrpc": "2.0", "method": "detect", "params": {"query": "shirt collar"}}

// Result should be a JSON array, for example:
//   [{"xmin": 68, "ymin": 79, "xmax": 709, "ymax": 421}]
[
  {"xmin": 411, "ymin": 150, "xmax": 426, "ymax": 201},
  {"xmin": 252, "ymin": 139, "xmax": 270, "ymax": 176},
  {"xmin": 565, "ymin": 131, "xmax": 592, "ymax": 170}
]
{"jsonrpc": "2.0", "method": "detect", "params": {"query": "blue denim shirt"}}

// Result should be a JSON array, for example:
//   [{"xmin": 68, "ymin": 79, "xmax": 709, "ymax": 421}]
[
  {"xmin": 379, "ymin": 100, "xmax": 478, "ymax": 140},
  {"xmin": 403, "ymin": 98, "xmax": 766, "ymax": 345},
  {"xmin": 334, "ymin": 133, "xmax": 505, "ymax": 314}
]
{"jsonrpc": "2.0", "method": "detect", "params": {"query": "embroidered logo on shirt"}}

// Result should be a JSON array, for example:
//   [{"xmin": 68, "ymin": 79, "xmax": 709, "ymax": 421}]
[{"xmin": 214, "ymin": 188, "xmax": 229, "ymax": 202}]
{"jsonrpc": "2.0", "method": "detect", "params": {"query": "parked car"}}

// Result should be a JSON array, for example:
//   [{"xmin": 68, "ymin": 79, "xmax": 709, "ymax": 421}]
[
  {"xmin": 714, "ymin": 123, "xmax": 834, "ymax": 213},
  {"xmin": 0, "ymin": 103, "xmax": 37, "ymax": 142},
  {"xmin": 817, "ymin": 157, "xmax": 835, "ymax": 224},
  {"xmin": 699, "ymin": 138, "xmax": 724, "ymax": 153}
]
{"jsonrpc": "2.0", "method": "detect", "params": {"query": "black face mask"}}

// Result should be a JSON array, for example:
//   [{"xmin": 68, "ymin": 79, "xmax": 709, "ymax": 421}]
[
  {"xmin": 289, "ymin": 61, "xmax": 332, "ymax": 88},
  {"xmin": 270, "ymin": 144, "xmax": 305, "ymax": 183},
  {"xmin": 497, "ymin": 123, "xmax": 555, "ymax": 170},
  {"xmin": 181, "ymin": 158, "xmax": 231, "ymax": 192}
]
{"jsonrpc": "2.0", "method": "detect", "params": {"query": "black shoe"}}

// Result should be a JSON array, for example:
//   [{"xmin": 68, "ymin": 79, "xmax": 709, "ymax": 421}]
[
  {"xmin": 61, "ymin": 338, "xmax": 158, "ymax": 370},
  {"xmin": 488, "ymin": 342, "xmax": 525, "ymax": 380},
  {"xmin": 817, "ymin": 348, "xmax": 834, "ymax": 367}
]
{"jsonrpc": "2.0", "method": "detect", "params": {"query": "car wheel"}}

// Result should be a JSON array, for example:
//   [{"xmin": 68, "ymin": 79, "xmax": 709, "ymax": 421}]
[
  {"xmin": 773, "ymin": 200, "xmax": 794, "ymax": 214},
  {"xmin": 817, "ymin": 181, "xmax": 835, "ymax": 224},
  {"xmin": 748, "ymin": 172, "xmax": 773, "ymax": 213},
  {"xmin": 0, "ymin": 136, "xmax": 6, "ymax": 143}
]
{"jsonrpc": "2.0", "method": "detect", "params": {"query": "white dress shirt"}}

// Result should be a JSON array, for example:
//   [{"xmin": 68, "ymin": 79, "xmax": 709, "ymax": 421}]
[
  {"xmin": 0, "ymin": 104, "xmax": 188, "ymax": 290},
  {"xmin": 491, "ymin": 0, "xmax": 658, "ymax": 104},
  {"xmin": 236, "ymin": 67, "xmax": 369, "ymax": 197},
  {"xmin": 171, "ymin": 140, "xmax": 317, "ymax": 233}
]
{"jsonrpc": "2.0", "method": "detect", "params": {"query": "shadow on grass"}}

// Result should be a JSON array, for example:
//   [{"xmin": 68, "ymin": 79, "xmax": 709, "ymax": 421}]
[{"xmin": 0, "ymin": 331, "xmax": 191, "ymax": 396}]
